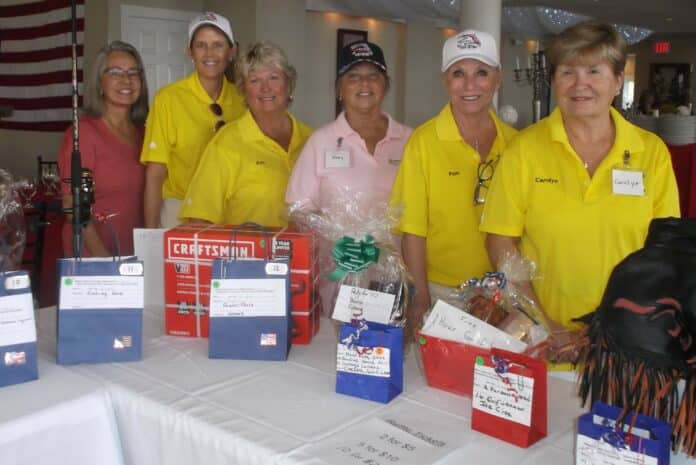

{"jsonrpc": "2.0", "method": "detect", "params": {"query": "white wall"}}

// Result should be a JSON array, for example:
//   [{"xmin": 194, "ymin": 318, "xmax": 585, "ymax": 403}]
[
  {"xmin": 300, "ymin": 11, "xmax": 406, "ymax": 128},
  {"xmin": 0, "ymin": 2, "xmax": 568, "ymax": 179},
  {"xmin": 403, "ymin": 22, "xmax": 450, "ymax": 128}
]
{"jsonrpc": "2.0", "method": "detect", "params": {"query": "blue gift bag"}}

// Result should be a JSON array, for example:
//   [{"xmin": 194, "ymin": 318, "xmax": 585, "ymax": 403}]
[
  {"xmin": 208, "ymin": 258, "xmax": 291, "ymax": 361},
  {"xmin": 335, "ymin": 322, "xmax": 403, "ymax": 403},
  {"xmin": 57, "ymin": 257, "xmax": 144, "ymax": 365},
  {"xmin": 0, "ymin": 271, "xmax": 38, "ymax": 387},
  {"xmin": 577, "ymin": 402, "xmax": 671, "ymax": 465}
]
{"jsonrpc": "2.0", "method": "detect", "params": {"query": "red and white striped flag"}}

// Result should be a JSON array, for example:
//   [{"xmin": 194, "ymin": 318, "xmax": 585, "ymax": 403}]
[{"xmin": 0, "ymin": 0, "xmax": 84, "ymax": 131}]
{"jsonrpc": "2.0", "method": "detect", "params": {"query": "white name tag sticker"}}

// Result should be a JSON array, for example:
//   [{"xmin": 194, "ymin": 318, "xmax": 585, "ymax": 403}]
[
  {"xmin": 333, "ymin": 285, "xmax": 396, "ymax": 324},
  {"xmin": 119, "ymin": 262, "xmax": 144, "ymax": 276},
  {"xmin": 325, "ymin": 149, "xmax": 351, "ymax": 168},
  {"xmin": 4, "ymin": 274, "xmax": 30, "ymax": 291},
  {"xmin": 59, "ymin": 275, "xmax": 145, "ymax": 309},
  {"xmin": 209, "ymin": 278, "xmax": 287, "ymax": 317},
  {"xmin": 612, "ymin": 169, "xmax": 645, "ymax": 196},
  {"xmin": 265, "ymin": 262, "xmax": 288, "ymax": 276},
  {"xmin": 0, "ymin": 292, "xmax": 36, "ymax": 346},
  {"xmin": 472, "ymin": 363, "xmax": 534, "ymax": 427}
]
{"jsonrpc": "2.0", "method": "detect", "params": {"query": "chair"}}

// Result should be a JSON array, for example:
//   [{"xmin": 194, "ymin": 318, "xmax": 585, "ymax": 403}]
[{"xmin": 21, "ymin": 156, "xmax": 63, "ymax": 303}]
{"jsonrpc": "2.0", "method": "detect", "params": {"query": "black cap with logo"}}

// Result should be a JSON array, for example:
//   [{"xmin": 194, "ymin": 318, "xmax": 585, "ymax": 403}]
[{"xmin": 337, "ymin": 41, "xmax": 387, "ymax": 76}]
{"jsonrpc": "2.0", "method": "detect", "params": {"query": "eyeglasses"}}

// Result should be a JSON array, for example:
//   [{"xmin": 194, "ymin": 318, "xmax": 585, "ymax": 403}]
[
  {"xmin": 104, "ymin": 67, "xmax": 142, "ymax": 81},
  {"xmin": 473, "ymin": 156, "xmax": 498, "ymax": 206},
  {"xmin": 210, "ymin": 103, "xmax": 226, "ymax": 132}
]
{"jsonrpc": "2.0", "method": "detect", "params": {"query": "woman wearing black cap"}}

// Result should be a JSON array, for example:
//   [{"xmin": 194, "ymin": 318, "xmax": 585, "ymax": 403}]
[{"xmin": 285, "ymin": 40, "xmax": 412, "ymax": 314}]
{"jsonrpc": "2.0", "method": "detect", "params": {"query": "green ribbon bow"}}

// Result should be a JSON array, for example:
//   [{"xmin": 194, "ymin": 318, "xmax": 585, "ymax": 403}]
[{"xmin": 328, "ymin": 235, "xmax": 380, "ymax": 281}]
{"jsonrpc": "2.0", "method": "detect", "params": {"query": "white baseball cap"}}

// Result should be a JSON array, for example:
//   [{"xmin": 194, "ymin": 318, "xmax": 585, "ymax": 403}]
[
  {"xmin": 188, "ymin": 12, "xmax": 234, "ymax": 46},
  {"xmin": 441, "ymin": 29, "xmax": 500, "ymax": 72}
]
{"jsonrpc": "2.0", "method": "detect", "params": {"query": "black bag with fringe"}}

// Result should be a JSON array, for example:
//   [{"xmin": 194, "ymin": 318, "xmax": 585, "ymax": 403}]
[{"xmin": 573, "ymin": 217, "xmax": 696, "ymax": 455}]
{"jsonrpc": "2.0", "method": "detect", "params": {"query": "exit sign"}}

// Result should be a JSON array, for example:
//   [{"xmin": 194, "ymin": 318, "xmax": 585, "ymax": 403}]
[{"xmin": 654, "ymin": 41, "xmax": 670, "ymax": 54}]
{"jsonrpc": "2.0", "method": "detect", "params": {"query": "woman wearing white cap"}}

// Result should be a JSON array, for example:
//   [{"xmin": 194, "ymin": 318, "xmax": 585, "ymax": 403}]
[
  {"xmin": 140, "ymin": 11, "xmax": 245, "ymax": 228},
  {"xmin": 390, "ymin": 30, "xmax": 517, "ymax": 326}
]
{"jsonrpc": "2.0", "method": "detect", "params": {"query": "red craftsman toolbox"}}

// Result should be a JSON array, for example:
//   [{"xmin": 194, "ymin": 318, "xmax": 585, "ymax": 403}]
[{"xmin": 164, "ymin": 224, "xmax": 319, "ymax": 344}]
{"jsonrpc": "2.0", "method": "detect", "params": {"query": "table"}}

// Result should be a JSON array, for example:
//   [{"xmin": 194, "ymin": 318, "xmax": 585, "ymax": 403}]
[
  {"xmin": 4, "ymin": 305, "xmax": 693, "ymax": 465},
  {"xmin": 668, "ymin": 143, "xmax": 696, "ymax": 217},
  {"xmin": 0, "ymin": 354, "xmax": 124, "ymax": 465}
]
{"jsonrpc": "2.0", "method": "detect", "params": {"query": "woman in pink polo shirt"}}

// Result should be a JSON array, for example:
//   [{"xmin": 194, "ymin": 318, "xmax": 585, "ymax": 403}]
[{"xmin": 285, "ymin": 40, "xmax": 412, "ymax": 314}]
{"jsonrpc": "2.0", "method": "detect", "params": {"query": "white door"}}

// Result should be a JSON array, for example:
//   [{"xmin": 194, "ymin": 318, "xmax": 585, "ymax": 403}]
[{"xmin": 121, "ymin": 5, "xmax": 196, "ymax": 105}]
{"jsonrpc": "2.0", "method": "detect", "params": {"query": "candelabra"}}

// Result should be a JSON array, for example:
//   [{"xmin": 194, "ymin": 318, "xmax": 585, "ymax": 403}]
[{"xmin": 514, "ymin": 51, "xmax": 551, "ymax": 123}]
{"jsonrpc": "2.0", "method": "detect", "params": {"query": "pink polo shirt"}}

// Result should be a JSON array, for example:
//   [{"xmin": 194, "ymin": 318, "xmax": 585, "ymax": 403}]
[
  {"xmin": 286, "ymin": 111, "xmax": 412, "ymax": 314},
  {"xmin": 285, "ymin": 111, "xmax": 412, "ymax": 210}
]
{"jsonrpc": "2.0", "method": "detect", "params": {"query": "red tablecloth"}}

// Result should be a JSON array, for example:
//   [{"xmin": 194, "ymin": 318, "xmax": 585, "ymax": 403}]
[{"xmin": 668, "ymin": 143, "xmax": 696, "ymax": 218}]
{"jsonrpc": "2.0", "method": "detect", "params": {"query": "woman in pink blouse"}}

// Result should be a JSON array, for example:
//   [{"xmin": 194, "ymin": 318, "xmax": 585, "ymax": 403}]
[{"xmin": 286, "ymin": 41, "xmax": 412, "ymax": 314}]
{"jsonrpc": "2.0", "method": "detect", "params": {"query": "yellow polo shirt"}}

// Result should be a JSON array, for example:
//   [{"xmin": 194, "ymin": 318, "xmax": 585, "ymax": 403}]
[
  {"xmin": 140, "ymin": 73, "xmax": 245, "ymax": 200},
  {"xmin": 480, "ymin": 107, "xmax": 680, "ymax": 327},
  {"xmin": 390, "ymin": 104, "xmax": 517, "ymax": 286},
  {"xmin": 179, "ymin": 109, "xmax": 313, "ymax": 227}
]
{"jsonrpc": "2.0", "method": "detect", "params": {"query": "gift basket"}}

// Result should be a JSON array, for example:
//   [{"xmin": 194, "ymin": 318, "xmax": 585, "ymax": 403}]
[
  {"xmin": 0, "ymin": 169, "xmax": 33, "ymax": 272},
  {"xmin": 417, "ymin": 252, "xmax": 551, "ymax": 397},
  {"xmin": 439, "ymin": 252, "xmax": 550, "ymax": 354},
  {"xmin": 289, "ymin": 187, "xmax": 413, "ymax": 339}
]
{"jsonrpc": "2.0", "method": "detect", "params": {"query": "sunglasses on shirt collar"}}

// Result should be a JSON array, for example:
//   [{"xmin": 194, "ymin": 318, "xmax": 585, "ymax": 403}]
[{"xmin": 210, "ymin": 103, "xmax": 225, "ymax": 132}]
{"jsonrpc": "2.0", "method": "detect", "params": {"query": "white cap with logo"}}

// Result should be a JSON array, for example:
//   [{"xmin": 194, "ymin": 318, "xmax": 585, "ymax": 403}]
[
  {"xmin": 441, "ymin": 29, "xmax": 500, "ymax": 72},
  {"xmin": 188, "ymin": 12, "xmax": 234, "ymax": 46}
]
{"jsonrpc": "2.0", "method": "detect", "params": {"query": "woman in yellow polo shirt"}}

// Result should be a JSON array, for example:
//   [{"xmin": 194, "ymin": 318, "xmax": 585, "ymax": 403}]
[
  {"xmin": 390, "ymin": 30, "xmax": 517, "ymax": 326},
  {"xmin": 481, "ymin": 21, "xmax": 679, "ymax": 332},
  {"xmin": 140, "ymin": 12, "xmax": 245, "ymax": 228},
  {"xmin": 179, "ymin": 41, "xmax": 312, "ymax": 226}
]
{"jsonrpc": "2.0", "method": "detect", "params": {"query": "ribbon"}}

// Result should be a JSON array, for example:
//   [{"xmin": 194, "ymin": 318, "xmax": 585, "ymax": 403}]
[
  {"xmin": 328, "ymin": 235, "xmax": 380, "ymax": 281},
  {"xmin": 492, "ymin": 355, "xmax": 521, "ymax": 402},
  {"xmin": 340, "ymin": 318, "xmax": 369, "ymax": 353}
]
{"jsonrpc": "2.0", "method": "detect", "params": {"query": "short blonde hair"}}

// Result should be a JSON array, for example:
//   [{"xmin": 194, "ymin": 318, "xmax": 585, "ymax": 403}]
[
  {"xmin": 235, "ymin": 41, "xmax": 297, "ymax": 105},
  {"xmin": 546, "ymin": 21, "xmax": 627, "ymax": 77}
]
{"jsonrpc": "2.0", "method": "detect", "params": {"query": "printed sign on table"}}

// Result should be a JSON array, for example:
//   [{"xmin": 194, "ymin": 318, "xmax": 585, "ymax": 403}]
[{"xmin": 310, "ymin": 417, "xmax": 453, "ymax": 465}]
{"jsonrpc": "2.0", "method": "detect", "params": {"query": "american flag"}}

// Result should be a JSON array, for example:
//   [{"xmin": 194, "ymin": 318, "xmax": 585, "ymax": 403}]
[{"xmin": 0, "ymin": 0, "xmax": 84, "ymax": 132}]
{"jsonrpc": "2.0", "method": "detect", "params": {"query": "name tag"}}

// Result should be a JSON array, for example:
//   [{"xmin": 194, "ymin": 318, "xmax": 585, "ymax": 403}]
[
  {"xmin": 325, "ymin": 149, "xmax": 351, "ymax": 169},
  {"xmin": 612, "ymin": 169, "xmax": 644, "ymax": 196}
]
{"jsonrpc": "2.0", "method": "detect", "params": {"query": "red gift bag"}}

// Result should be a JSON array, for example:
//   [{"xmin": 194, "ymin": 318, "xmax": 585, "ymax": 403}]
[
  {"xmin": 470, "ymin": 348, "xmax": 547, "ymax": 448},
  {"xmin": 418, "ymin": 333, "xmax": 490, "ymax": 397}
]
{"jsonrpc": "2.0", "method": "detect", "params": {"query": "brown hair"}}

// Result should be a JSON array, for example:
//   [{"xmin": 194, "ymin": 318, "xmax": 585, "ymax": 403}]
[
  {"xmin": 546, "ymin": 21, "xmax": 627, "ymax": 77},
  {"xmin": 84, "ymin": 41, "xmax": 149, "ymax": 125}
]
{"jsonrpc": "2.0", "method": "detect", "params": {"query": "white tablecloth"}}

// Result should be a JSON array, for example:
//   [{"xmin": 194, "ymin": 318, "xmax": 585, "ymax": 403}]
[
  {"xmin": 6, "ymin": 306, "xmax": 691, "ymax": 465},
  {"xmin": 0, "ymin": 354, "xmax": 124, "ymax": 465}
]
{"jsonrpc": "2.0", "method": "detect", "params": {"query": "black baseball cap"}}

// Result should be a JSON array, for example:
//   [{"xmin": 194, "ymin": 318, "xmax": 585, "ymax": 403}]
[{"xmin": 337, "ymin": 41, "xmax": 387, "ymax": 76}]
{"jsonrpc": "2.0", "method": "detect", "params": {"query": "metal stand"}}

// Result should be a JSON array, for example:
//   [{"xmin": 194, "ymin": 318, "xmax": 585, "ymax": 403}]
[{"xmin": 513, "ymin": 51, "xmax": 550, "ymax": 123}]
